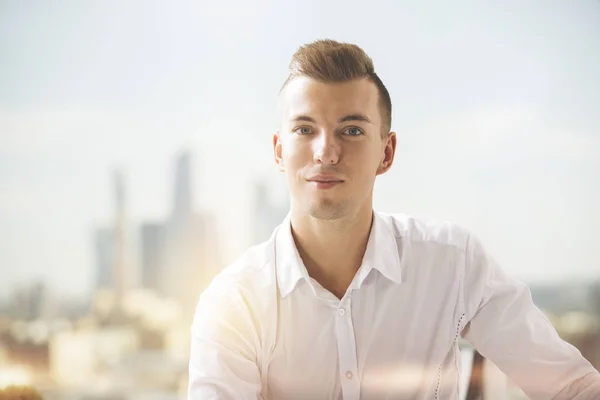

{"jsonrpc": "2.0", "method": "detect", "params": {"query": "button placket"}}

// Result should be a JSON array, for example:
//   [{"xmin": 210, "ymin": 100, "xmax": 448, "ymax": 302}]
[{"xmin": 335, "ymin": 294, "xmax": 360, "ymax": 400}]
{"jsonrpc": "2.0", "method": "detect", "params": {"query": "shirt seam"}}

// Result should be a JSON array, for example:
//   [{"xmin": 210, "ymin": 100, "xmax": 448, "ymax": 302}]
[
  {"xmin": 461, "ymin": 233, "xmax": 472, "ymax": 322},
  {"xmin": 551, "ymin": 371, "xmax": 599, "ymax": 399},
  {"xmin": 435, "ymin": 312, "xmax": 466, "ymax": 399},
  {"xmin": 395, "ymin": 232, "xmax": 468, "ymax": 252}
]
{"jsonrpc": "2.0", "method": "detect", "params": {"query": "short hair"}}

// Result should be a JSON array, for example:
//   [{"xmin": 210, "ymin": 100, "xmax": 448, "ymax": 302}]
[{"xmin": 280, "ymin": 39, "xmax": 392, "ymax": 135}]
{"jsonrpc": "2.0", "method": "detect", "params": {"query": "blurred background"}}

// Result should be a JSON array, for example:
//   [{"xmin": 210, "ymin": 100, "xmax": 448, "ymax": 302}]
[{"xmin": 0, "ymin": 1, "xmax": 599, "ymax": 399}]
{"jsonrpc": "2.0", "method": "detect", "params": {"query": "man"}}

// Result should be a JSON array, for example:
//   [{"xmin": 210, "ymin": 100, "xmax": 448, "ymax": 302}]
[{"xmin": 188, "ymin": 40, "xmax": 600, "ymax": 399}]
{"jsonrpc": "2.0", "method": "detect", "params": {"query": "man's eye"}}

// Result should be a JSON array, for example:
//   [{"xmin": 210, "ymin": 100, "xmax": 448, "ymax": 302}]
[
  {"xmin": 295, "ymin": 127, "xmax": 312, "ymax": 135},
  {"xmin": 345, "ymin": 127, "xmax": 363, "ymax": 136}
]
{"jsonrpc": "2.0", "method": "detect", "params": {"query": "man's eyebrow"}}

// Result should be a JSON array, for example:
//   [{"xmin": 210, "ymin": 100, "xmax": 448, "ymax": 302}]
[
  {"xmin": 290, "ymin": 114, "xmax": 372, "ymax": 124},
  {"xmin": 290, "ymin": 115, "xmax": 317, "ymax": 123},
  {"xmin": 338, "ymin": 114, "xmax": 372, "ymax": 124}
]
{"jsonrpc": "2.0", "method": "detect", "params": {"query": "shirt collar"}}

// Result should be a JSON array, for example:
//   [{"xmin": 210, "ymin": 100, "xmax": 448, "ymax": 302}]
[
  {"xmin": 355, "ymin": 211, "xmax": 403, "ymax": 287},
  {"xmin": 275, "ymin": 211, "xmax": 403, "ymax": 298},
  {"xmin": 275, "ymin": 212, "xmax": 310, "ymax": 298}
]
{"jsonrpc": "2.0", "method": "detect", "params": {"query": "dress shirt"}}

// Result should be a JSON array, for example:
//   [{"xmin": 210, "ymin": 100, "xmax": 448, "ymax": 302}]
[{"xmin": 188, "ymin": 211, "xmax": 600, "ymax": 399}]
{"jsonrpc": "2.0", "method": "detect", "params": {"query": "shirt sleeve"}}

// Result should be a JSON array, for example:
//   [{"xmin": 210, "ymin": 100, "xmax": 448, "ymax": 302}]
[
  {"xmin": 460, "ymin": 233, "xmax": 600, "ymax": 399},
  {"xmin": 188, "ymin": 282, "xmax": 262, "ymax": 400}
]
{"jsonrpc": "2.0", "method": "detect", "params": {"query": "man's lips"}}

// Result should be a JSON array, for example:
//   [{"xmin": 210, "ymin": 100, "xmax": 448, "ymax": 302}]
[
  {"xmin": 307, "ymin": 175, "xmax": 344, "ymax": 183},
  {"xmin": 307, "ymin": 175, "xmax": 344, "ymax": 189}
]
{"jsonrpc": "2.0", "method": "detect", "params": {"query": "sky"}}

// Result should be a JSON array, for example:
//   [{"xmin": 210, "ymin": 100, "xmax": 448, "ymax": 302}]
[{"xmin": 1, "ymin": 0, "xmax": 599, "ymax": 300}]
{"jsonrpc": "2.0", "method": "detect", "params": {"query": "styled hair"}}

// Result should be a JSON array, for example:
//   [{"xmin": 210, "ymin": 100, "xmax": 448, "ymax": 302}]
[{"xmin": 281, "ymin": 39, "xmax": 392, "ymax": 135}]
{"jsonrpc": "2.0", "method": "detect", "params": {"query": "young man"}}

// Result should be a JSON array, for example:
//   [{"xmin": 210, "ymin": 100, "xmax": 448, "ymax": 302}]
[{"xmin": 188, "ymin": 40, "xmax": 600, "ymax": 399}]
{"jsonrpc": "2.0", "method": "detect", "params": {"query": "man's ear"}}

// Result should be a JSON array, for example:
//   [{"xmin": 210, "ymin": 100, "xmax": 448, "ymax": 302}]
[
  {"xmin": 273, "ymin": 132, "xmax": 285, "ymax": 172},
  {"xmin": 376, "ymin": 131, "xmax": 397, "ymax": 175}
]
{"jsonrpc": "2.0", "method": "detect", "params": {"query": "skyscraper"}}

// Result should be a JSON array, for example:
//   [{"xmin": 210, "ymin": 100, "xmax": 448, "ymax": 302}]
[
  {"xmin": 93, "ymin": 169, "xmax": 133, "ymax": 298},
  {"xmin": 94, "ymin": 152, "xmax": 220, "ymax": 314},
  {"xmin": 139, "ymin": 222, "xmax": 166, "ymax": 292},
  {"xmin": 9, "ymin": 281, "xmax": 53, "ymax": 320},
  {"xmin": 158, "ymin": 151, "xmax": 221, "ymax": 314},
  {"xmin": 94, "ymin": 227, "xmax": 114, "ymax": 290},
  {"xmin": 113, "ymin": 169, "xmax": 127, "ymax": 299},
  {"xmin": 172, "ymin": 152, "xmax": 193, "ymax": 224},
  {"xmin": 250, "ymin": 180, "xmax": 289, "ymax": 245}
]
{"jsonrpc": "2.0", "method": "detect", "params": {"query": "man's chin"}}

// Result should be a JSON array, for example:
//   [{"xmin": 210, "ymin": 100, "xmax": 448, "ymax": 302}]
[{"xmin": 308, "ymin": 203, "xmax": 347, "ymax": 220}]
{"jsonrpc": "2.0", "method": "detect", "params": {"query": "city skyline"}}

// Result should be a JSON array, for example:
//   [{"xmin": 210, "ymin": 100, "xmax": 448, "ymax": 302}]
[
  {"xmin": 1, "ymin": 1, "xmax": 600, "ymax": 299},
  {"xmin": 90, "ymin": 150, "xmax": 285, "ymax": 314}
]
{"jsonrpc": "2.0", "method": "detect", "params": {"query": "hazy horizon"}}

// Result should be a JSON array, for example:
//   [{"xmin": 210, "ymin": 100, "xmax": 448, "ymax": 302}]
[{"xmin": 1, "ymin": 0, "xmax": 599, "ymax": 300}]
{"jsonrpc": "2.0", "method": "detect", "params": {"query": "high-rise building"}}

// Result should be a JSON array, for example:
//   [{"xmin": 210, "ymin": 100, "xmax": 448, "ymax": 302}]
[
  {"xmin": 94, "ymin": 227, "xmax": 114, "ymax": 290},
  {"xmin": 158, "ymin": 152, "xmax": 221, "ymax": 314},
  {"xmin": 8, "ymin": 281, "xmax": 54, "ymax": 320},
  {"xmin": 113, "ymin": 170, "xmax": 127, "ymax": 299},
  {"xmin": 93, "ymin": 152, "xmax": 220, "ymax": 314},
  {"xmin": 139, "ymin": 222, "xmax": 166, "ymax": 292},
  {"xmin": 172, "ymin": 152, "xmax": 193, "ymax": 224},
  {"xmin": 93, "ymin": 169, "xmax": 134, "ymax": 297},
  {"xmin": 251, "ymin": 180, "xmax": 289, "ymax": 245}
]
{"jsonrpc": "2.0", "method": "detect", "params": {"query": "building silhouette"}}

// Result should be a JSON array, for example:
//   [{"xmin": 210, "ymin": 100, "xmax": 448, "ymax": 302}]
[
  {"xmin": 8, "ymin": 281, "xmax": 54, "ymax": 321},
  {"xmin": 94, "ymin": 227, "xmax": 114, "ymax": 290},
  {"xmin": 92, "ymin": 151, "xmax": 226, "ymax": 314},
  {"xmin": 172, "ymin": 152, "xmax": 193, "ymax": 224},
  {"xmin": 113, "ymin": 170, "xmax": 127, "ymax": 300},
  {"xmin": 139, "ymin": 222, "xmax": 166, "ymax": 292},
  {"xmin": 135, "ymin": 151, "xmax": 221, "ymax": 314},
  {"xmin": 250, "ymin": 180, "xmax": 289, "ymax": 245},
  {"xmin": 93, "ymin": 169, "xmax": 132, "ymax": 297},
  {"xmin": 159, "ymin": 152, "xmax": 220, "ymax": 313}
]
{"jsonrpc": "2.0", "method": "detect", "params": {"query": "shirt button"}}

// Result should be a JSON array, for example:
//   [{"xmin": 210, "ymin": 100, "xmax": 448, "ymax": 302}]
[
  {"xmin": 345, "ymin": 371, "xmax": 353, "ymax": 379},
  {"xmin": 338, "ymin": 308, "xmax": 346, "ymax": 316}
]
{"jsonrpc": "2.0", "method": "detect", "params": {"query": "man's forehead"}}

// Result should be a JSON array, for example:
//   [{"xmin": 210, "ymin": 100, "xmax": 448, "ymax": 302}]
[{"xmin": 279, "ymin": 76, "xmax": 380, "ymax": 122}]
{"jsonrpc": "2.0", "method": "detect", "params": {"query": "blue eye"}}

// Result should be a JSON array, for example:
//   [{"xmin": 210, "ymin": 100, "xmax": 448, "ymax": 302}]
[
  {"xmin": 295, "ymin": 127, "xmax": 312, "ymax": 135},
  {"xmin": 345, "ymin": 127, "xmax": 363, "ymax": 136}
]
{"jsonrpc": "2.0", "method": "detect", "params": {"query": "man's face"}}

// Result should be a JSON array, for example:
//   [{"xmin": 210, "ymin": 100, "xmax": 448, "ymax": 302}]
[{"xmin": 274, "ymin": 76, "xmax": 396, "ymax": 220}]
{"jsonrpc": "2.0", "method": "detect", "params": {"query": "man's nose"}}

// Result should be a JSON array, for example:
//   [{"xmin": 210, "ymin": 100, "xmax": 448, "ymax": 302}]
[{"xmin": 313, "ymin": 131, "xmax": 340, "ymax": 165}]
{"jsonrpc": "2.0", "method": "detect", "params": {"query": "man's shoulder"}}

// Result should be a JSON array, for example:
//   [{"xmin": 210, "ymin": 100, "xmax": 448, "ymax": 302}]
[
  {"xmin": 204, "ymin": 234, "xmax": 277, "ymax": 298},
  {"xmin": 192, "ymin": 236, "xmax": 278, "ymax": 333},
  {"xmin": 378, "ymin": 211, "xmax": 471, "ymax": 251}
]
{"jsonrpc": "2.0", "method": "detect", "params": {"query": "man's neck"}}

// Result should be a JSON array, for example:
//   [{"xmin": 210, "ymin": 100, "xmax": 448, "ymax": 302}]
[{"xmin": 290, "ymin": 205, "xmax": 374, "ymax": 299}]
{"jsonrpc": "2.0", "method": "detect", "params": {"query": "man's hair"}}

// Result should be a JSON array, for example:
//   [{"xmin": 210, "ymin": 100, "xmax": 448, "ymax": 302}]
[{"xmin": 281, "ymin": 39, "xmax": 392, "ymax": 135}]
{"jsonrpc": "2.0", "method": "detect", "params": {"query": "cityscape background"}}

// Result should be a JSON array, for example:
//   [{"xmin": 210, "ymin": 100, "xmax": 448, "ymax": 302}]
[{"xmin": 1, "ymin": 1, "xmax": 599, "ymax": 399}]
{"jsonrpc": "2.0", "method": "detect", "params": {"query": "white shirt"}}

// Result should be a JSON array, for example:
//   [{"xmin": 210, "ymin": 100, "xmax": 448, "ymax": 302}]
[{"xmin": 188, "ymin": 212, "xmax": 600, "ymax": 399}]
